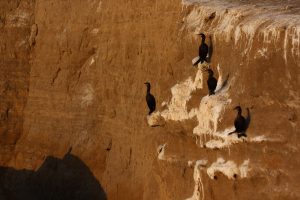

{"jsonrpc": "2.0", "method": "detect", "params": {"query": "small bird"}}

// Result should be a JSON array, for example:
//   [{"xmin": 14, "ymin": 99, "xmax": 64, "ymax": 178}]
[
  {"xmin": 144, "ymin": 82, "xmax": 156, "ymax": 115},
  {"xmin": 205, "ymin": 68, "xmax": 217, "ymax": 95},
  {"xmin": 193, "ymin": 33, "xmax": 209, "ymax": 66},
  {"xmin": 228, "ymin": 106, "xmax": 249, "ymax": 138}
]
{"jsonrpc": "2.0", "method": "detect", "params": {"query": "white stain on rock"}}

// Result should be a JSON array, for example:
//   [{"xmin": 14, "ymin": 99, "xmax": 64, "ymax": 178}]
[
  {"xmin": 185, "ymin": 158, "xmax": 250, "ymax": 200},
  {"xmin": 81, "ymin": 84, "xmax": 95, "ymax": 108},
  {"xmin": 204, "ymin": 127, "xmax": 242, "ymax": 149},
  {"xmin": 207, "ymin": 158, "xmax": 250, "ymax": 179},
  {"xmin": 91, "ymin": 28, "xmax": 100, "ymax": 35},
  {"xmin": 154, "ymin": 63, "xmax": 233, "ymax": 146},
  {"xmin": 147, "ymin": 112, "xmax": 165, "ymax": 127},
  {"xmin": 255, "ymin": 48, "xmax": 268, "ymax": 59},
  {"xmin": 204, "ymin": 128, "xmax": 279, "ymax": 150},
  {"xmin": 182, "ymin": 0, "xmax": 300, "ymax": 61},
  {"xmin": 160, "ymin": 64, "xmax": 206, "ymax": 121},
  {"xmin": 185, "ymin": 160, "xmax": 208, "ymax": 200},
  {"xmin": 6, "ymin": 10, "xmax": 31, "ymax": 27},
  {"xmin": 157, "ymin": 144, "xmax": 178, "ymax": 162},
  {"xmin": 192, "ymin": 65, "xmax": 232, "ymax": 141}
]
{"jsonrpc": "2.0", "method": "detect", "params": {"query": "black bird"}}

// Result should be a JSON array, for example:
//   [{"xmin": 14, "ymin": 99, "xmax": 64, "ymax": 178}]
[
  {"xmin": 228, "ymin": 106, "xmax": 249, "ymax": 138},
  {"xmin": 205, "ymin": 68, "xmax": 217, "ymax": 95},
  {"xmin": 193, "ymin": 33, "xmax": 209, "ymax": 66},
  {"xmin": 144, "ymin": 82, "xmax": 156, "ymax": 115}
]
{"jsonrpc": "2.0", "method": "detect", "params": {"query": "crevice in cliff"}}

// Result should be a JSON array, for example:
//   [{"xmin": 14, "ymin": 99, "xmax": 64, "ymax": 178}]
[{"xmin": 51, "ymin": 67, "xmax": 61, "ymax": 86}]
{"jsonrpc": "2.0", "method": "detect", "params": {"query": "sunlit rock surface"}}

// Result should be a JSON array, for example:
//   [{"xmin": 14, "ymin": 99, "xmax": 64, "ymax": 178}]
[{"xmin": 0, "ymin": 0, "xmax": 299, "ymax": 199}]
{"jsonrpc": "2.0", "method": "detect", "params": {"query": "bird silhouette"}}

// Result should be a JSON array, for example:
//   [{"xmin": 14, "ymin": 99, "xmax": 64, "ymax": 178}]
[
  {"xmin": 228, "ymin": 106, "xmax": 250, "ymax": 138},
  {"xmin": 144, "ymin": 82, "xmax": 156, "ymax": 115},
  {"xmin": 204, "ymin": 68, "xmax": 217, "ymax": 95},
  {"xmin": 193, "ymin": 33, "xmax": 209, "ymax": 66}
]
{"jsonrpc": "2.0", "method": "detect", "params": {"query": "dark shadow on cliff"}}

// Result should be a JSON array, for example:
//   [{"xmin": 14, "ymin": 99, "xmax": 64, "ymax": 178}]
[{"xmin": 0, "ymin": 148, "xmax": 107, "ymax": 200}]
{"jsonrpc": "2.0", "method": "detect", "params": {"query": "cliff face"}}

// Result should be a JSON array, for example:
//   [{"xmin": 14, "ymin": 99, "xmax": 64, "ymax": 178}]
[
  {"xmin": 0, "ymin": 0, "xmax": 34, "ymax": 164},
  {"xmin": 0, "ymin": 0, "xmax": 299, "ymax": 200}
]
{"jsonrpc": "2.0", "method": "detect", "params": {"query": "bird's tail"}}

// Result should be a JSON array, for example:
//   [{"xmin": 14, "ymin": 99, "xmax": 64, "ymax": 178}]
[
  {"xmin": 193, "ymin": 58, "xmax": 201, "ymax": 66},
  {"xmin": 228, "ymin": 130, "xmax": 236, "ymax": 136}
]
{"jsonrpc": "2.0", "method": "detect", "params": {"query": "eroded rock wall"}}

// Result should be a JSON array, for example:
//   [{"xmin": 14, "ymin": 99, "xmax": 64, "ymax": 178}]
[
  {"xmin": 0, "ymin": 0, "xmax": 34, "ymax": 164},
  {"xmin": 0, "ymin": 0, "xmax": 299, "ymax": 200}
]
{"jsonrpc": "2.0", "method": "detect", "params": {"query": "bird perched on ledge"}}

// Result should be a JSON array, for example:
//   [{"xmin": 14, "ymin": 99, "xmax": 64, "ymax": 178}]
[
  {"xmin": 144, "ymin": 82, "xmax": 156, "ymax": 115},
  {"xmin": 203, "ymin": 67, "xmax": 217, "ymax": 95},
  {"xmin": 193, "ymin": 33, "xmax": 209, "ymax": 66},
  {"xmin": 228, "ymin": 106, "xmax": 250, "ymax": 138}
]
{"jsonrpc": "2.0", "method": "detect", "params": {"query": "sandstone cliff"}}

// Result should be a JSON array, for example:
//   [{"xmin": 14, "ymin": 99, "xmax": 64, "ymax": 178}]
[{"xmin": 0, "ymin": 0, "xmax": 299, "ymax": 200}]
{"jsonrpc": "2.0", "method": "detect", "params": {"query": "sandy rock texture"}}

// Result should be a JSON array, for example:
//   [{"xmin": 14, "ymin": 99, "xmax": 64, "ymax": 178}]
[
  {"xmin": 0, "ymin": 0, "xmax": 299, "ymax": 199},
  {"xmin": 0, "ymin": 0, "xmax": 34, "ymax": 165}
]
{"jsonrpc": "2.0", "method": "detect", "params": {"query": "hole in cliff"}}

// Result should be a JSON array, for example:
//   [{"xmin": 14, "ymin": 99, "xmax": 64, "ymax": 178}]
[
  {"xmin": 233, "ymin": 174, "xmax": 238, "ymax": 179},
  {"xmin": 214, "ymin": 175, "xmax": 218, "ymax": 180}
]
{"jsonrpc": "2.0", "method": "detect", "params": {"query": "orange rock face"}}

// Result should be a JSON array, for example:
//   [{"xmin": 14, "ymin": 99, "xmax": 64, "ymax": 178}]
[
  {"xmin": 0, "ymin": 0, "xmax": 299, "ymax": 200},
  {"xmin": 0, "ymin": 0, "xmax": 34, "ymax": 164}
]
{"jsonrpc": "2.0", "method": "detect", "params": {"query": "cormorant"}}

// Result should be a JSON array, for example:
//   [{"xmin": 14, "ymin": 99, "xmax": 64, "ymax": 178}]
[
  {"xmin": 228, "ymin": 106, "xmax": 249, "ymax": 138},
  {"xmin": 193, "ymin": 33, "xmax": 209, "ymax": 66},
  {"xmin": 144, "ymin": 82, "xmax": 156, "ymax": 115},
  {"xmin": 205, "ymin": 68, "xmax": 217, "ymax": 95}
]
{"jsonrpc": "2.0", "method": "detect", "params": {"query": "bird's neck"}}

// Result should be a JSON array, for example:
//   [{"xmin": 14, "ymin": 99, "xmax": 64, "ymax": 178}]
[
  {"xmin": 237, "ymin": 111, "xmax": 242, "ymax": 116},
  {"xmin": 201, "ymin": 38, "xmax": 205, "ymax": 43},
  {"xmin": 146, "ymin": 86, "xmax": 150, "ymax": 94}
]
